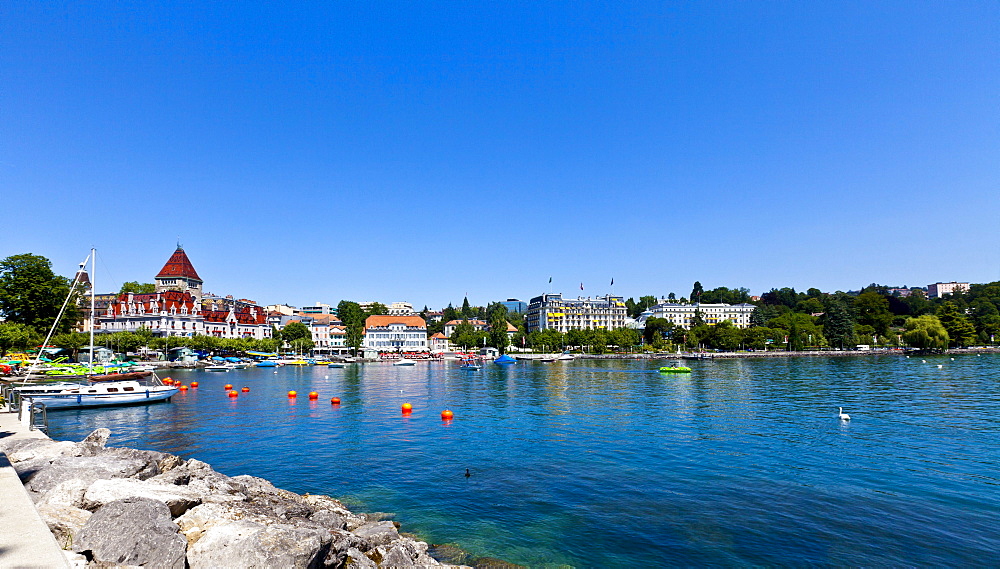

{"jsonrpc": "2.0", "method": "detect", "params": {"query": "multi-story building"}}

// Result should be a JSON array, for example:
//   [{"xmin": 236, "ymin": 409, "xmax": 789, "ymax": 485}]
[
  {"xmin": 640, "ymin": 302, "xmax": 756, "ymax": 330},
  {"xmin": 311, "ymin": 323, "xmax": 348, "ymax": 354},
  {"xmin": 98, "ymin": 247, "xmax": 269, "ymax": 339},
  {"xmin": 300, "ymin": 303, "xmax": 334, "ymax": 315},
  {"xmin": 443, "ymin": 319, "xmax": 488, "ymax": 337},
  {"xmin": 525, "ymin": 294, "xmax": 627, "ymax": 333},
  {"xmin": 387, "ymin": 302, "xmax": 414, "ymax": 315},
  {"xmin": 501, "ymin": 299, "xmax": 527, "ymax": 314},
  {"xmin": 362, "ymin": 315, "xmax": 428, "ymax": 353},
  {"xmin": 927, "ymin": 282, "xmax": 969, "ymax": 299}
]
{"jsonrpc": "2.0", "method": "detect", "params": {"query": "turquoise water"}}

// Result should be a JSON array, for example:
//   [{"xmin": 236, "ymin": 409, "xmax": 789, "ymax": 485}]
[{"xmin": 47, "ymin": 355, "xmax": 1000, "ymax": 566}]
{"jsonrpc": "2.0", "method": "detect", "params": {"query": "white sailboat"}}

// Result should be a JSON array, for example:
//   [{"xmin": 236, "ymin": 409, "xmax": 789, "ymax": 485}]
[{"xmin": 12, "ymin": 249, "xmax": 178, "ymax": 409}]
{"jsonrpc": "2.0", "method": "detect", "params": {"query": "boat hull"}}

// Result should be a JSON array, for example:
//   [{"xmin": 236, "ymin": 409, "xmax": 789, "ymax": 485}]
[{"xmin": 23, "ymin": 387, "xmax": 179, "ymax": 409}]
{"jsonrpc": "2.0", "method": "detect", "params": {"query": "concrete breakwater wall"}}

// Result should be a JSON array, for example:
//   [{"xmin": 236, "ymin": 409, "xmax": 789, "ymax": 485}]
[{"xmin": 0, "ymin": 429, "xmax": 503, "ymax": 568}]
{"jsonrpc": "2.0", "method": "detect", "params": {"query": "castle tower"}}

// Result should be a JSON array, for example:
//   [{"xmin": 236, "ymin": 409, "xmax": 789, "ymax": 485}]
[{"xmin": 155, "ymin": 246, "xmax": 203, "ymax": 304}]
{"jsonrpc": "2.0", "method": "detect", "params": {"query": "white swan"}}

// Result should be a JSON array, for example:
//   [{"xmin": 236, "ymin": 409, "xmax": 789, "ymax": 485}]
[
  {"xmin": 838, "ymin": 407, "xmax": 851, "ymax": 421},
  {"xmin": 937, "ymin": 364, "xmax": 943, "ymax": 369}
]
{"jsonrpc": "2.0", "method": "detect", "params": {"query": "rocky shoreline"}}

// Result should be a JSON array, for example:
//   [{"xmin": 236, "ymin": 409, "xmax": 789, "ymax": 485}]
[{"xmin": 0, "ymin": 429, "xmax": 516, "ymax": 568}]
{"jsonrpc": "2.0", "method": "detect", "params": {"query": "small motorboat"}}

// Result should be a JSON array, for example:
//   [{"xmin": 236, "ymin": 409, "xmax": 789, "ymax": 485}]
[
  {"xmin": 494, "ymin": 355, "xmax": 516, "ymax": 365},
  {"xmin": 659, "ymin": 365, "xmax": 692, "ymax": 373},
  {"xmin": 204, "ymin": 364, "xmax": 233, "ymax": 372},
  {"xmin": 459, "ymin": 359, "xmax": 482, "ymax": 370},
  {"xmin": 13, "ymin": 380, "xmax": 178, "ymax": 409},
  {"xmin": 327, "ymin": 362, "xmax": 345, "ymax": 368},
  {"xmin": 393, "ymin": 358, "xmax": 416, "ymax": 366}
]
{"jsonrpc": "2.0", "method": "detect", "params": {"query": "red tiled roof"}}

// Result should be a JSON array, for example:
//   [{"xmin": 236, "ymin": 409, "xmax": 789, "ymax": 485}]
[
  {"xmin": 445, "ymin": 319, "xmax": 487, "ymax": 326},
  {"xmin": 156, "ymin": 248, "xmax": 202, "ymax": 282}
]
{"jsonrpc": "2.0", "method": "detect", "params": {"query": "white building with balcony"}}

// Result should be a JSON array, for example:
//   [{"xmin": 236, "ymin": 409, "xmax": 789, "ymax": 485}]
[
  {"xmin": 362, "ymin": 315, "xmax": 428, "ymax": 353},
  {"xmin": 639, "ymin": 302, "xmax": 756, "ymax": 330},
  {"xmin": 525, "ymin": 294, "xmax": 627, "ymax": 333}
]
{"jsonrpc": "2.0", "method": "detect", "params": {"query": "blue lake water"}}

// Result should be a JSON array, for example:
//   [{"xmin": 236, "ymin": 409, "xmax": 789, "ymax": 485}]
[{"xmin": 46, "ymin": 355, "xmax": 1000, "ymax": 567}]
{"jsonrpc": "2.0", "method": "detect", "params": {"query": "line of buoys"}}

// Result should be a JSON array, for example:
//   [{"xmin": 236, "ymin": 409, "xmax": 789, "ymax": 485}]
[
  {"xmin": 190, "ymin": 381, "xmax": 199, "ymax": 388},
  {"xmin": 241, "ymin": 386, "xmax": 250, "ymax": 392},
  {"xmin": 402, "ymin": 403, "xmax": 413, "ymax": 414},
  {"xmin": 228, "ymin": 390, "xmax": 238, "ymax": 398},
  {"xmin": 441, "ymin": 409, "xmax": 454, "ymax": 420},
  {"xmin": 224, "ymin": 384, "xmax": 233, "ymax": 390},
  {"xmin": 288, "ymin": 390, "xmax": 297, "ymax": 398}
]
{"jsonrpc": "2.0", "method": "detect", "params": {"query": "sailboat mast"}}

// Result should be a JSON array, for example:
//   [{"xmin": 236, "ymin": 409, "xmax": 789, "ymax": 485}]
[{"xmin": 89, "ymin": 247, "xmax": 96, "ymax": 373}]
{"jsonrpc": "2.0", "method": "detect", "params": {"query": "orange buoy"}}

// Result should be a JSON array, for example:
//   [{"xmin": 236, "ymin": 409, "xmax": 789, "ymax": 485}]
[
  {"xmin": 163, "ymin": 377, "xmax": 172, "ymax": 384},
  {"xmin": 402, "ymin": 403, "xmax": 413, "ymax": 413},
  {"xmin": 228, "ymin": 390, "xmax": 238, "ymax": 398},
  {"xmin": 308, "ymin": 391, "xmax": 319, "ymax": 400},
  {"xmin": 241, "ymin": 386, "xmax": 250, "ymax": 392},
  {"xmin": 330, "ymin": 397, "xmax": 341, "ymax": 405},
  {"xmin": 190, "ymin": 381, "xmax": 199, "ymax": 388},
  {"xmin": 224, "ymin": 384, "xmax": 233, "ymax": 390},
  {"xmin": 288, "ymin": 390, "xmax": 297, "ymax": 397},
  {"xmin": 178, "ymin": 385, "xmax": 188, "ymax": 391},
  {"xmin": 441, "ymin": 409, "xmax": 454, "ymax": 420}
]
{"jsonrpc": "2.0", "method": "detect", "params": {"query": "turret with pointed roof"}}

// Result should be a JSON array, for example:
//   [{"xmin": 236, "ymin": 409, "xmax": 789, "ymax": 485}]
[{"xmin": 155, "ymin": 247, "xmax": 204, "ymax": 304}]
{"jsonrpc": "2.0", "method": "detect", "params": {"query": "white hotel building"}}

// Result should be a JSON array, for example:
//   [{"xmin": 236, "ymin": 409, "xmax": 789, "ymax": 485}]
[
  {"xmin": 525, "ymin": 294, "xmax": 628, "ymax": 333},
  {"xmin": 640, "ymin": 302, "xmax": 756, "ymax": 330},
  {"xmin": 362, "ymin": 315, "xmax": 429, "ymax": 352}
]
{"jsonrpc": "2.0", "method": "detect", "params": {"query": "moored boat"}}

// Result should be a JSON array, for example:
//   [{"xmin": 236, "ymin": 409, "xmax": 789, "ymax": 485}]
[{"xmin": 659, "ymin": 365, "xmax": 692, "ymax": 373}]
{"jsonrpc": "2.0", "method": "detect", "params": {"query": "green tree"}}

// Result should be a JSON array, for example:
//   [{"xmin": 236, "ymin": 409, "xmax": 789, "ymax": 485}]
[
  {"xmin": 461, "ymin": 297, "xmax": 473, "ymax": 319},
  {"xmin": 488, "ymin": 305, "xmax": 510, "ymax": 354},
  {"xmin": 0, "ymin": 253, "xmax": 80, "ymax": 333},
  {"xmin": 822, "ymin": 299, "xmax": 855, "ymax": 349},
  {"xmin": 691, "ymin": 281, "xmax": 704, "ymax": 303},
  {"xmin": 119, "ymin": 281, "xmax": 156, "ymax": 294},
  {"xmin": 0, "ymin": 322, "xmax": 37, "ymax": 356},
  {"xmin": 643, "ymin": 318, "xmax": 674, "ymax": 344},
  {"xmin": 52, "ymin": 331, "xmax": 90, "ymax": 359},
  {"xmin": 705, "ymin": 321, "xmax": 744, "ymax": 351},
  {"xmin": 936, "ymin": 302, "xmax": 977, "ymax": 347},
  {"xmin": 282, "ymin": 321, "xmax": 312, "ymax": 343},
  {"xmin": 902, "ymin": 315, "xmax": 949, "ymax": 351},
  {"xmin": 441, "ymin": 303, "xmax": 458, "ymax": 324},
  {"xmin": 853, "ymin": 291, "xmax": 893, "ymax": 336},
  {"xmin": 364, "ymin": 302, "xmax": 388, "ymax": 317},
  {"xmin": 337, "ymin": 301, "xmax": 365, "ymax": 354}
]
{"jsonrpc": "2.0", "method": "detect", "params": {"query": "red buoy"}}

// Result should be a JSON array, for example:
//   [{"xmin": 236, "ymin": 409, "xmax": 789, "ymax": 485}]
[
  {"xmin": 330, "ymin": 397, "xmax": 341, "ymax": 405},
  {"xmin": 288, "ymin": 390, "xmax": 297, "ymax": 398},
  {"xmin": 178, "ymin": 385, "xmax": 188, "ymax": 391},
  {"xmin": 441, "ymin": 409, "xmax": 454, "ymax": 420},
  {"xmin": 241, "ymin": 386, "xmax": 250, "ymax": 392},
  {"xmin": 190, "ymin": 381, "xmax": 199, "ymax": 388},
  {"xmin": 163, "ymin": 377, "xmax": 173, "ymax": 384},
  {"xmin": 402, "ymin": 403, "xmax": 413, "ymax": 414},
  {"xmin": 308, "ymin": 391, "xmax": 319, "ymax": 400},
  {"xmin": 228, "ymin": 390, "xmax": 238, "ymax": 398},
  {"xmin": 224, "ymin": 384, "xmax": 233, "ymax": 390}
]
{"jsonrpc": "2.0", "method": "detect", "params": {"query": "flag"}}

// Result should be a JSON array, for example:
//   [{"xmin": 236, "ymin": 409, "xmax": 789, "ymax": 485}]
[
  {"xmin": 548, "ymin": 276, "xmax": 552, "ymax": 284},
  {"xmin": 580, "ymin": 283, "xmax": 584, "ymax": 291},
  {"xmin": 610, "ymin": 278, "xmax": 614, "ymax": 286}
]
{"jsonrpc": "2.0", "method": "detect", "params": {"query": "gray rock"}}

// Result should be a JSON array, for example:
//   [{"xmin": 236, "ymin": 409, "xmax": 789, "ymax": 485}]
[
  {"xmin": 369, "ymin": 543, "xmax": 415, "ymax": 567},
  {"xmin": 37, "ymin": 478, "xmax": 91, "ymax": 509},
  {"xmin": 186, "ymin": 519, "xmax": 327, "ymax": 569},
  {"xmin": 37, "ymin": 503, "xmax": 92, "ymax": 549},
  {"xmin": 72, "ymin": 428, "xmax": 111, "ymax": 456},
  {"xmin": 74, "ymin": 497, "xmax": 186, "ymax": 569},
  {"xmin": 25, "ymin": 455, "xmax": 152, "ymax": 495},
  {"xmin": 7, "ymin": 439, "xmax": 76, "ymax": 462},
  {"xmin": 83, "ymin": 478, "xmax": 202, "ymax": 517},
  {"xmin": 62, "ymin": 550, "xmax": 89, "ymax": 569},
  {"xmin": 310, "ymin": 508, "xmax": 347, "ymax": 530},
  {"xmin": 103, "ymin": 447, "xmax": 169, "ymax": 480},
  {"xmin": 344, "ymin": 547, "xmax": 378, "ymax": 569},
  {"xmin": 158, "ymin": 453, "xmax": 184, "ymax": 473},
  {"xmin": 353, "ymin": 521, "xmax": 400, "ymax": 551}
]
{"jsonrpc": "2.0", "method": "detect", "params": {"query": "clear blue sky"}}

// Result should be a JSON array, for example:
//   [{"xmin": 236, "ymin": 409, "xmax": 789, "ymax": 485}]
[{"xmin": 2, "ymin": 2, "xmax": 997, "ymax": 309}]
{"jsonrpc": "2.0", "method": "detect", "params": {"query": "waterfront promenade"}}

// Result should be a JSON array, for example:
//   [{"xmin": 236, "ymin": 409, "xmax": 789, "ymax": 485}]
[{"xmin": 0, "ymin": 404, "xmax": 72, "ymax": 568}]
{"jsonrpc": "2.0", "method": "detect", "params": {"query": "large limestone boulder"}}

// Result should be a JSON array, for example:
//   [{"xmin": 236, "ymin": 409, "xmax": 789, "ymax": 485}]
[
  {"xmin": 70, "ymin": 428, "xmax": 111, "ymax": 456},
  {"xmin": 25, "ymin": 454, "xmax": 153, "ymax": 495},
  {"xmin": 6, "ymin": 439, "xmax": 76, "ymax": 462},
  {"xmin": 352, "ymin": 521, "xmax": 400, "ymax": 551},
  {"xmin": 36, "ymin": 503, "xmax": 92, "ymax": 550},
  {"xmin": 83, "ymin": 478, "xmax": 202, "ymax": 517},
  {"xmin": 185, "ymin": 520, "xmax": 328, "ymax": 569},
  {"xmin": 37, "ymin": 478, "xmax": 91, "ymax": 509},
  {"xmin": 74, "ymin": 497, "xmax": 187, "ymax": 569}
]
